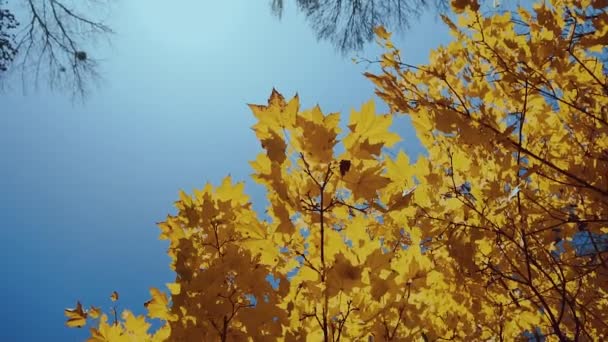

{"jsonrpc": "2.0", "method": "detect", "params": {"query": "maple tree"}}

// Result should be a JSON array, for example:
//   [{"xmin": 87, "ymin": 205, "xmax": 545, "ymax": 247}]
[{"xmin": 66, "ymin": 0, "xmax": 607, "ymax": 340}]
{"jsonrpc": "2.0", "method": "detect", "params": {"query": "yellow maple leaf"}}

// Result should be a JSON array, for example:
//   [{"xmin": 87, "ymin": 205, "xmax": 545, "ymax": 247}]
[
  {"xmin": 326, "ymin": 253, "xmax": 362, "ymax": 297},
  {"xmin": 373, "ymin": 26, "xmax": 391, "ymax": 40},
  {"xmin": 215, "ymin": 175, "xmax": 248, "ymax": 205},
  {"xmin": 475, "ymin": 239, "xmax": 492, "ymax": 256},
  {"xmin": 64, "ymin": 301, "xmax": 87, "ymax": 328},
  {"xmin": 144, "ymin": 288, "xmax": 175, "ymax": 321},
  {"xmin": 385, "ymin": 150, "xmax": 413, "ymax": 184},
  {"xmin": 342, "ymin": 164, "xmax": 390, "ymax": 201},
  {"xmin": 88, "ymin": 306, "xmax": 101, "ymax": 319},
  {"xmin": 293, "ymin": 106, "xmax": 340, "ymax": 164},
  {"xmin": 343, "ymin": 100, "xmax": 401, "ymax": 153},
  {"xmin": 88, "ymin": 314, "xmax": 126, "ymax": 342},
  {"xmin": 166, "ymin": 282, "xmax": 180, "ymax": 295},
  {"xmin": 122, "ymin": 310, "xmax": 151, "ymax": 338},
  {"xmin": 249, "ymin": 88, "xmax": 299, "ymax": 138}
]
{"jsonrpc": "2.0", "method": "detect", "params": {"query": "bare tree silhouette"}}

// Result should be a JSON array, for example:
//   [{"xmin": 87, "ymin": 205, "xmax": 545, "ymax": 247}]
[
  {"xmin": 0, "ymin": 0, "xmax": 112, "ymax": 99},
  {"xmin": 270, "ymin": 0, "xmax": 448, "ymax": 54}
]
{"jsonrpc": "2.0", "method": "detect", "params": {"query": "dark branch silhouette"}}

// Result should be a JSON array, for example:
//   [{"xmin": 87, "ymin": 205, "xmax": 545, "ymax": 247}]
[
  {"xmin": 0, "ymin": 0, "xmax": 112, "ymax": 99},
  {"xmin": 270, "ymin": 0, "xmax": 449, "ymax": 54}
]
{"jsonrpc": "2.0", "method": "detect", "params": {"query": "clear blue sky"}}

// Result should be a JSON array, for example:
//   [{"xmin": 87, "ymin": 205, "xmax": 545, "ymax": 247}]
[{"xmin": 0, "ymin": 1, "xmax": 450, "ymax": 340}]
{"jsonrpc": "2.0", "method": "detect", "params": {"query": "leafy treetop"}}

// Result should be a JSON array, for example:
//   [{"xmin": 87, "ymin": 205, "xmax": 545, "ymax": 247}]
[{"xmin": 66, "ymin": 0, "xmax": 607, "ymax": 340}]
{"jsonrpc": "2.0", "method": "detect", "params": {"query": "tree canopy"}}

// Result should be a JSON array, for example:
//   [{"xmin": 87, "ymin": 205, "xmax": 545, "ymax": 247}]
[
  {"xmin": 0, "ymin": 0, "xmax": 111, "ymax": 98},
  {"xmin": 66, "ymin": 0, "xmax": 607, "ymax": 340},
  {"xmin": 0, "ymin": 1, "xmax": 19, "ymax": 73},
  {"xmin": 270, "ymin": 0, "xmax": 449, "ymax": 54}
]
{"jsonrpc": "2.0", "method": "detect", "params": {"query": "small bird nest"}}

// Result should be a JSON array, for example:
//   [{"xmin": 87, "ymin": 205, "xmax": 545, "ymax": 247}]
[{"xmin": 75, "ymin": 51, "xmax": 87, "ymax": 61}]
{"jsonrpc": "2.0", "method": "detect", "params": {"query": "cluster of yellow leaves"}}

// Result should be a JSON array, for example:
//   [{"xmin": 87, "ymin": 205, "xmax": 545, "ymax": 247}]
[
  {"xmin": 245, "ymin": 89, "xmax": 480, "ymax": 340},
  {"xmin": 67, "ymin": 0, "xmax": 607, "ymax": 340},
  {"xmin": 367, "ymin": 0, "xmax": 608, "ymax": 339},
  {"xmin": 64, "ymin": 290, "xmax": 170, "ymax": 341}
]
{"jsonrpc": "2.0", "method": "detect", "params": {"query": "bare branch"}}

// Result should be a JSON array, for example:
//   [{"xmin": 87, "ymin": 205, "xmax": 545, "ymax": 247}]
[{"xmin": 1, "ymin": 0, "xmax": 113, "ymax": 99}]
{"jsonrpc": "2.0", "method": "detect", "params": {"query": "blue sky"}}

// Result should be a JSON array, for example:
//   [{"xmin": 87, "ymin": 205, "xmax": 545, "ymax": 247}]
[{"xmin": 0, "ymin": 1, "xmax": 450, "ymax": 340}]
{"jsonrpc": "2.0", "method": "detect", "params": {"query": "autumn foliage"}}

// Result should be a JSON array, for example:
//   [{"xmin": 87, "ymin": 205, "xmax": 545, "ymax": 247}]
[{"xmin": 66, "ymin": 0, "xmax": 607, "ymax": 340}]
